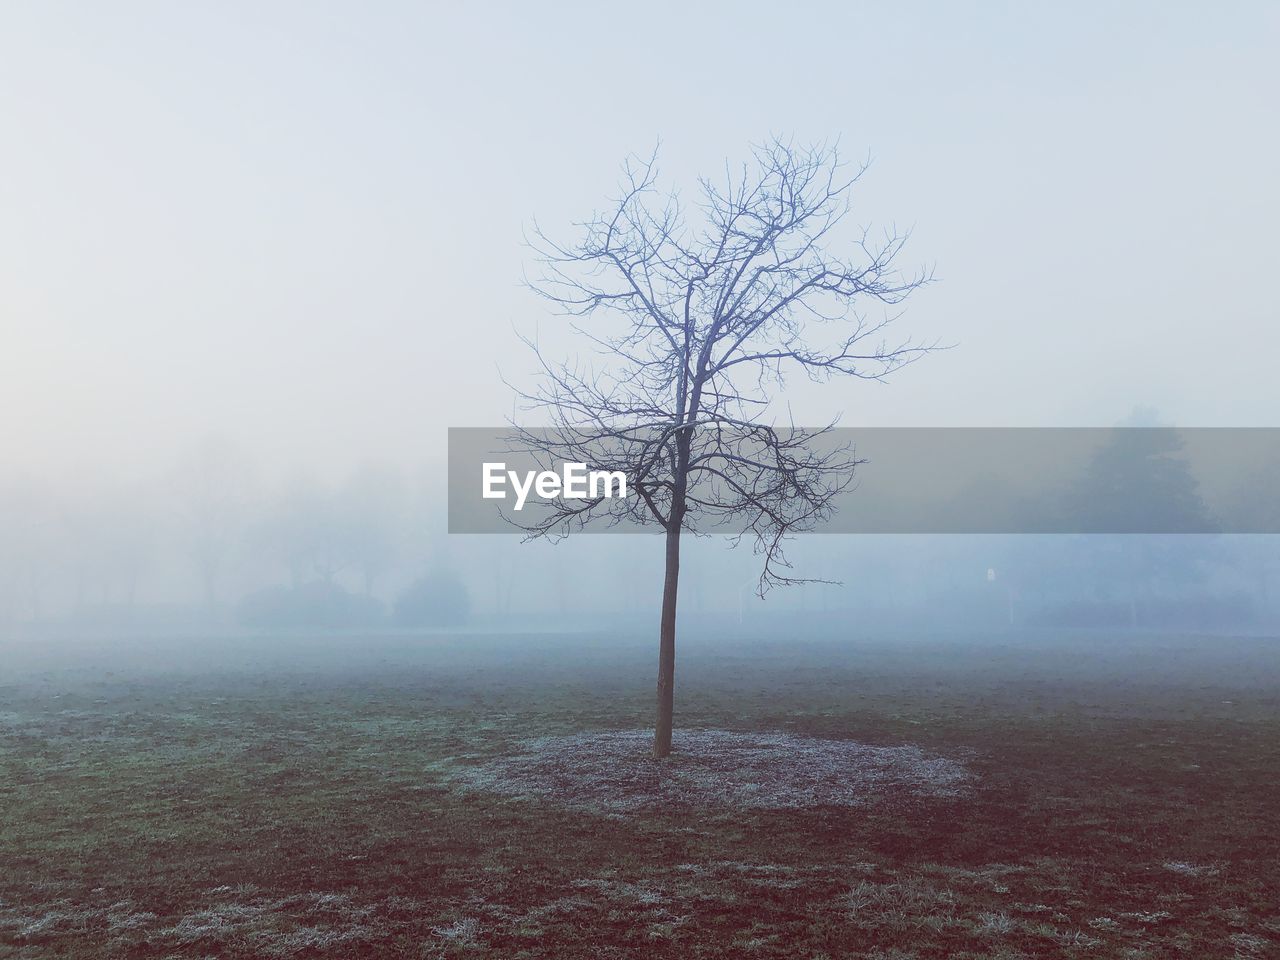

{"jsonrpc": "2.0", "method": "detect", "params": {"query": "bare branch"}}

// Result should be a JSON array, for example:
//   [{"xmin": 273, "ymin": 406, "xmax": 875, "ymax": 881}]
[{"xmin": 512, "ymin": 139, "xmax": 934, "ymax": 591}]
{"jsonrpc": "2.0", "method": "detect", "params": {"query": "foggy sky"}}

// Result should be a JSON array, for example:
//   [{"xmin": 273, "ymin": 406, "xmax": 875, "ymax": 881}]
[{"xmin": 3, "ymin": 1, "xmax": 1277, "ymax": 486}]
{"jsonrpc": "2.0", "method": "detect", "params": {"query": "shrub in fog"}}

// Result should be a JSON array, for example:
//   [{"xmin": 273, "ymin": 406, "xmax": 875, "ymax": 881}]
[
  {"xmin": 393, "ymin": 571, "xmax": 470, "ymax": 627},
  {"xmin": 237, "ymin": 580, "xmax": 384, "ymax": 630}
]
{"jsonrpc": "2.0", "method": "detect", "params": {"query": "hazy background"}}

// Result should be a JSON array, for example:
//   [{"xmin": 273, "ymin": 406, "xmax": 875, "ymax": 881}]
[{"xmin": 2, "ymin": 2, "xmax": 1278, "ymax": 632}]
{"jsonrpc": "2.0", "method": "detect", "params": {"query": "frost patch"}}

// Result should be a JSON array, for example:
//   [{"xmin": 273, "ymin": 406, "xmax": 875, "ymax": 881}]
[
  {"xmin": 455, "ymin": 729, "xmax": 972, "ymax": 812},
  {"xmin": 1163, "ymin": 861, "xmax": 1220, "ymax": 877},
  {"xmin": 432, "ymin": 917, "xmax": 481, "ymax": 943},
  {"xmin": 572, "ymin": 878, "xmax": 668, "ymax": 906}
]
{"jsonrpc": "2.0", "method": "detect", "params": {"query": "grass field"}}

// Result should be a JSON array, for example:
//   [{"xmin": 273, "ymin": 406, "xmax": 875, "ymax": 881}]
[{"xmin": 1, "ymin": 630, "xmax": 1278, "ymax": 958}]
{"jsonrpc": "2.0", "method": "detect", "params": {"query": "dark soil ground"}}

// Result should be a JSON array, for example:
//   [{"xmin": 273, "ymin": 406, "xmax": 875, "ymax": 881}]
[{"xmin": 1, "ymin": 629, "xmax": 1277, "ymax": 958}]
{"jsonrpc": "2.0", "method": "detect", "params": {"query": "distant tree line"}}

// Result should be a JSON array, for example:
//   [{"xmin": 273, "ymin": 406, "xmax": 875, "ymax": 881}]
[{"xmin": 0, "ymin": 421, "xmax": 1276, "ymax": 632}]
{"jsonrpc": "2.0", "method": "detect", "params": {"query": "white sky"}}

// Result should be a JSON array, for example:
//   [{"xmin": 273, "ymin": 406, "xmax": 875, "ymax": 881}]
[{"xmin": 3, "ymin": 1, "xmax": 1277, "ymax": 482}]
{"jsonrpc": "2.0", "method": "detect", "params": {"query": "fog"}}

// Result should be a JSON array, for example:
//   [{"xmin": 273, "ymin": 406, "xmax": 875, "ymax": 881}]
[{"xmin": 3, "ymin": 3, "xmax": 1279, "ymax": 640}]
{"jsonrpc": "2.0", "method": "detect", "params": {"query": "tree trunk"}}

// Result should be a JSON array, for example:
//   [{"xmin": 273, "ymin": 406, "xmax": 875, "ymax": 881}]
[{"xmin": 653, "ymin": 525, "xmax": 681, "ymax": 759}]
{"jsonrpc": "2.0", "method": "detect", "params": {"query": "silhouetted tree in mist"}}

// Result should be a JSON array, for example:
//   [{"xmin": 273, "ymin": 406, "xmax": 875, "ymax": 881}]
[
  {"xmin": 174, "ymin": 437, "xmax": 253, "ymax": 615},
  {"xmin": 1064, "ymin": 414, "xmax": 1215, "ymax": 625},
  {"xmin": 513, "ymin": 140, "xmax": 934, "ymax": 757}
]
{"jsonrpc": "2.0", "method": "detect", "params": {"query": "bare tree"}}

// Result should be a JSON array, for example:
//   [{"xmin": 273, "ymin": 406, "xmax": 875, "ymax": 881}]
[
  {"xmin": 513, "ymin": 140, "xmax": 934, "ymax": 758},
  {"xmin": 173, "ymin": 436, "xmax": 253, "ymax": 616}
]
